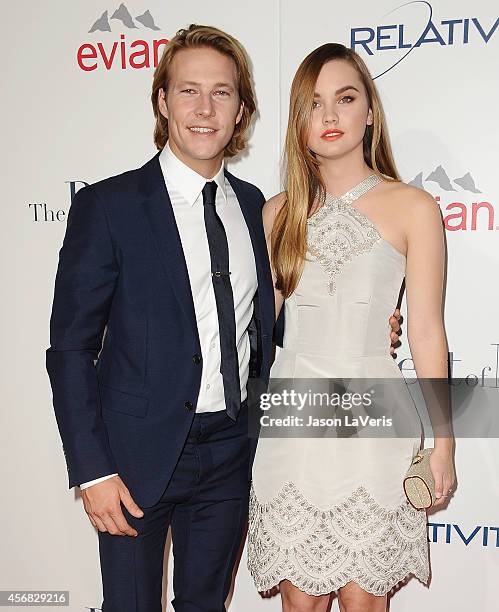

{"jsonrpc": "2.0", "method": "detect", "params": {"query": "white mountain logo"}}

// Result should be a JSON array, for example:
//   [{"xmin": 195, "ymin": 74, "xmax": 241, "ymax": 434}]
[
  {"xmin": 89, "ymin": 4, "xmax": 161, "ymax": 33},
  {"xmin": 410, "ymin": 165, "xmax": 482, "ymax": 193}
]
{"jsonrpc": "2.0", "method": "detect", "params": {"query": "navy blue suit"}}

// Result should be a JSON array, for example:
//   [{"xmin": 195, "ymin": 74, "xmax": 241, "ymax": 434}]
[{"xmin": 46, "ymin": 151, "xmax": 275, "ymax": 611}]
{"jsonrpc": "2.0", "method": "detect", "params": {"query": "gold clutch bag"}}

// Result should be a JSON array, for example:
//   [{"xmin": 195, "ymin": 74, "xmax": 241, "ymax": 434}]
[{"xmin": 403, "ymin": 448, "xmax": 435, "ymax": 510}]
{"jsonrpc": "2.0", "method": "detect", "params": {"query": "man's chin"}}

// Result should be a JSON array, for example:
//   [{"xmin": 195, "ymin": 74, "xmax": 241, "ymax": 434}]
[{"xmin": 183, "ymin": 145, "xmax": 227, "ymax": 161}]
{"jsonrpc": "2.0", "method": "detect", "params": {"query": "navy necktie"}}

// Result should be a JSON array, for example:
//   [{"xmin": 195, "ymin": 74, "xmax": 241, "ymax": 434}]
[{"xmin": 202, "ymin": 181, "xmax": 241, "ymax": 421}]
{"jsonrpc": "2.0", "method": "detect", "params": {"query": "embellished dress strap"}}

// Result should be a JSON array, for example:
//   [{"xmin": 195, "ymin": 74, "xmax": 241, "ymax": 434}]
[
  {"xmin": 306, "ymin": 174, "xmax": 384, "ymax": 296},
  {"xmin": 323, "ymin": 173, "xmax": 383, "ymax": 209},
  {"xmin": 339, "ymin": 173, "xmax": 382, "ymax": 203}
]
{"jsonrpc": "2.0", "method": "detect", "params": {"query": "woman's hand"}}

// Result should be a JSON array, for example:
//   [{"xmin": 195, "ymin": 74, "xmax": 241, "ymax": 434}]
[
  {"xmin": 389, "ymin": 308, "xmax": 402, "ymax": 357},
  {"xmin": 430, "ymin": 446, "xmax": 456, "ymax": 508},
  {"xmin": 259, "ymin": 585, "xmax": 280, "ymax": 598}
]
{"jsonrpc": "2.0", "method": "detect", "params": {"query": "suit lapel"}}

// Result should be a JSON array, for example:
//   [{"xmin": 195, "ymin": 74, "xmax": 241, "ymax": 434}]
[
  {"xmin": 137, "ymin": 154, "xmax": 273, "ymax": 349},
  {"xmin": 139, "ymin": 153, "xmax": 200, "ymax": 345}
]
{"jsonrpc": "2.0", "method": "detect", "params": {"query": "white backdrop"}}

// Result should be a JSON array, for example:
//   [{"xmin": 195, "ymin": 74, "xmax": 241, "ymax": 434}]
[{"xmin": 2, "ymin": 0, "xmax": 498, "ymax": 610}]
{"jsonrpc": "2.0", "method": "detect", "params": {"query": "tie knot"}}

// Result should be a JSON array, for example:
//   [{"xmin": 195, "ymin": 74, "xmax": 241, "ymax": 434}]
[{"xmin": 202, "ymin": 181, "xmax": 218, "ymax": 206}]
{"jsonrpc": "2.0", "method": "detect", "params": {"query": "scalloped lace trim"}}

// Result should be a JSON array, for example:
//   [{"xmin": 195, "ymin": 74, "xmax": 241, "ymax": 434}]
[{"xmin": 247, "ymin": 481, "xmax": 430, "ymax": 597}]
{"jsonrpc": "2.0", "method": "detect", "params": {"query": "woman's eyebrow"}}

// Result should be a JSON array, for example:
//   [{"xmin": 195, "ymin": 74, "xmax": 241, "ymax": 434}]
[
  {"xmin": 335, "ymin": 85, "xmax": 360, "ymax": 94},
  {"xmin": 314, "ymin": 85, "xmax": 360, "ymax": 97}
]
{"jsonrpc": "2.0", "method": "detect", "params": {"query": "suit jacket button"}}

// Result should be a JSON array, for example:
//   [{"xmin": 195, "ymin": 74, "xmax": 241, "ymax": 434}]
[
  {"xmin": 192, "ymin": 353, "xmax": 201, "ymax": 364},
  {"xmin": 184, "ymin": 401, "xmax": 194, "ymax": 410}
]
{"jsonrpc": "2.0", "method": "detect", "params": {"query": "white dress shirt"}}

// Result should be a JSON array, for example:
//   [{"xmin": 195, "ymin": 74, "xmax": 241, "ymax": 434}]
[{"xmin": 79, "ymin": 142, "xmax": 258, "ymax": 490}]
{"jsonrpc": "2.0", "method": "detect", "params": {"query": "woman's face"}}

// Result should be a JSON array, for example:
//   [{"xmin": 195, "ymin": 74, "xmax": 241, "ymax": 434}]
[{"xmin": 307, "ymin": 59, "xmax": 373, "ymax": 162}]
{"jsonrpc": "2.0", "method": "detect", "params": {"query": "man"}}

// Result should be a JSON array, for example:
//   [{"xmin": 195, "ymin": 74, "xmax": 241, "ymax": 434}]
[{"xmin": 46, "ymin": 24, "xmax": 401, "ymax": 611}]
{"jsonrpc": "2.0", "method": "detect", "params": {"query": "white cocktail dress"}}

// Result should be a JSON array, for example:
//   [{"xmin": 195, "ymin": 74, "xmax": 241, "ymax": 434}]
[{"xmin": 247, "ymin": 175, "xmax": 430, "ymax": 596}]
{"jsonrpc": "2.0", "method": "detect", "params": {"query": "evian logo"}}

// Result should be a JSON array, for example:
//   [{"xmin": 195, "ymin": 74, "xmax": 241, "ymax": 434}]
[
  {"xmin": 410, "ymin": 167, "xmax": 496, "ymax": 231},
  {"xmin": 77, "ymin": 3, "xmax": 168, "ymax": 72}
]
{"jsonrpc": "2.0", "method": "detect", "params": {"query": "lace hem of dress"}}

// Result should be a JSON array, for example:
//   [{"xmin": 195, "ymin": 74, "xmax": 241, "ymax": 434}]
[{"xmin": 247, "ymin": 481, "xmax": 430, "ymax": 597}]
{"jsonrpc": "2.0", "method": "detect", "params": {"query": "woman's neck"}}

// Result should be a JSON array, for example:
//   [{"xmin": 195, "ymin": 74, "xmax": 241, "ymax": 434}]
[{"xmin": 318, "ymin": 153, "xmax": 373, "ymax": 197}]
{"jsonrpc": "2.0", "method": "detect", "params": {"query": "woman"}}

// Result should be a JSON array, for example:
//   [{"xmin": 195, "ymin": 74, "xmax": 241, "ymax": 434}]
[{"xmin": 247, "ymin": 43, "xmax": 456, "ymax": 611}]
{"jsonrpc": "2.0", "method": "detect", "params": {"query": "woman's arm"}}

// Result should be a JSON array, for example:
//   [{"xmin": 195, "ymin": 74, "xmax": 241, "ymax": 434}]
[
  {"xmin": 262, "ymin": 193, "xmax": 286, "ymax": 322},
  {"xmin": 404, "ymin": 187, "xmax": 456, "ymax": 506}
]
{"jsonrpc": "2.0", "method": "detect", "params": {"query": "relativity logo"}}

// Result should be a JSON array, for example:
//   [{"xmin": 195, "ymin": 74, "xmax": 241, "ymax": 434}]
[
  {"xmin": 77, "ymin": 3, "xmax": 168, "ymax": 72},
  {"xmin": 409, "ymin": 167, "xmax": 497, "ymax": 231},
  {"xmin": 350, "ymin": 1, "xmax": 499, "ymax": 78},
  {"xmin": 428, "ymin": 522, "xmax": 499, "ymax": 547}
]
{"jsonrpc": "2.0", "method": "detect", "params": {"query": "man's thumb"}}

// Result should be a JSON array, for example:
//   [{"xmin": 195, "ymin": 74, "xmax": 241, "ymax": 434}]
[{"xmin": 120, "ymin": 488, "xmax": 144, "ymax": 517}]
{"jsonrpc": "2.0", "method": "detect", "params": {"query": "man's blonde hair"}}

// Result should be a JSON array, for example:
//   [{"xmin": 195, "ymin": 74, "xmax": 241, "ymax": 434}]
[{"xmin": 151, "ymin": 24, "xmax": 256, "ymax": 157}]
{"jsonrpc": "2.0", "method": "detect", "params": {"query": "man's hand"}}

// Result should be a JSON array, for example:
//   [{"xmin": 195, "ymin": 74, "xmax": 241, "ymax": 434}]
[
  {"xmin": 81, "ymin": 475, "xmax": 144, "ymax": 536},
  {"xmin": 389, "ymin": 308, "xmax": 402, "ymax": 357}
]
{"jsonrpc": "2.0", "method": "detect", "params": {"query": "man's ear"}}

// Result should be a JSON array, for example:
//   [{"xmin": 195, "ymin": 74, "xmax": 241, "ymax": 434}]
[
  {"xmin": 235, "ymin": 100, "xmax": 244, "ymax": 125},
  {"xmin": 367, "ymin": 107, "xmax": 373, "ymax": 126},
  {"xmin": 158, "ymin": 88, "xmax": 168, "ymax": 120}
]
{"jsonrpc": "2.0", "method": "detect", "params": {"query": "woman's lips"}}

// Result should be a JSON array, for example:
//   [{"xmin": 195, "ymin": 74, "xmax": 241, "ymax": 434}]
[{"xmin": 320, "ymin": 130, "xmax": 344, "ymax": 141}]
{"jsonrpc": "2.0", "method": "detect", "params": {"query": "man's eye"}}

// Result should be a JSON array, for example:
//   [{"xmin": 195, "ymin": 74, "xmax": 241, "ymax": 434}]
[
  {"xmin": 215, "ymin": 90, "xmax": 230, "ymax": 96},
  {"xmin": 181, "ymin": 89, "xmax": 195, "ymax": 94}
]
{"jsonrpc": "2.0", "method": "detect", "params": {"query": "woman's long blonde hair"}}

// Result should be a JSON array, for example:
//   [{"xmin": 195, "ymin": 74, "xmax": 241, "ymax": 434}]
[{"xmin": 273, "ymin": 43, "xmax": 400, "ymax": 298}]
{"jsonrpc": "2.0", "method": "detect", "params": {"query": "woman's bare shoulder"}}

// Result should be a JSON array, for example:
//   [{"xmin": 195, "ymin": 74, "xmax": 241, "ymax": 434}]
[
  {"xmin": 382, "ymin": 179, "xmax": 435, "ymax": 204},
  {"xmin": 381, "ymin": 179, "xmax": 439, "ymax": 218},
  {"xmin": 262, "ymin": 191, "xmax": 287, "ymax": 235},
  {"xmin": 263, "ymin": 191, "xmax": 287, "ymax": 213}
]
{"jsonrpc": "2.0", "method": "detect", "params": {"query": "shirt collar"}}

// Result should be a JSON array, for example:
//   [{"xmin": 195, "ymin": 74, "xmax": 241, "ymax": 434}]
[{"xmin": 159, "ymin": 140, "xmax": 227, "ymax": 206}]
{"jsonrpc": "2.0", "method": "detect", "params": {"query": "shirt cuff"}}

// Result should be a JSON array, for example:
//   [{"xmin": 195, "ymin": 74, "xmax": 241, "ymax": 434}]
[{"xmin": 79, "ymin": 473, "xmax": 118, "ymax": 490}]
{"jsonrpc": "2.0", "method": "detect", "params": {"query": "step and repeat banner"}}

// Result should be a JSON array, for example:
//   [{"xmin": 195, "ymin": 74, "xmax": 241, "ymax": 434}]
[{"xmin": 2, "ymin": 0, "xmax": 498, "ymax": 610}]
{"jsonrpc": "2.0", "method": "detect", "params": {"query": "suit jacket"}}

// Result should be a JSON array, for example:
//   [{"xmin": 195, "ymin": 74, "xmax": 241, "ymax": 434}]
[{"xmin": 46, "ymin": 151, "xmax": 275, "ymax": 508}]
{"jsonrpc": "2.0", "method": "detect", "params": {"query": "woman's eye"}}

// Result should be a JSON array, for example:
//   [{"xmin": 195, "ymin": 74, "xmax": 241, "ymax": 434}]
[
  {"xmin": 339, "ymin": 95, "xmax": 354, "ymax": 104},
  {"xmin": 312, "ymin": 100, "xmax": 320, "ymax": 109}
]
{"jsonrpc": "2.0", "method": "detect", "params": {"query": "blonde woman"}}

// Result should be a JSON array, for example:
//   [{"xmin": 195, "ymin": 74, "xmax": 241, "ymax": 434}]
[{"xmin": 247, "ymin": 43, "xmax": 456, "ymax": 611}]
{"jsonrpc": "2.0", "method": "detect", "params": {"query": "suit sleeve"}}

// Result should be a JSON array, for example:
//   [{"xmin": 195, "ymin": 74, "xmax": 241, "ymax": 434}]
[
  {"xmin": 256, "ymin": 187, "xmax": 266, "ymax": 209},
  {"xmin": 46, "ymin": 185, "xmax": 119, "ymax": 489},
  {"xmin": 253, "ymin": 184, "xmax": 285, "ymax": 345}
]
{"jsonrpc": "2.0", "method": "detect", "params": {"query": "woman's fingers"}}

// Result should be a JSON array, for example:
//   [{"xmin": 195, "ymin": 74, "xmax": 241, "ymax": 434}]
[{"xmin": 259, "ymin": 586, "xmax": 280, "ymax": 598}]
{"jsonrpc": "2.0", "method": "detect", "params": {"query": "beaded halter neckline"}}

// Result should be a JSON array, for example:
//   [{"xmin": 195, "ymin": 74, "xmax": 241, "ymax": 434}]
[
  {"xmin": 306, "ymin": 173, "xmax": 403, "ymax": 296},
  {"xmin": 311, "ymin": 173, "xmax": 382, "ymax": 219}
]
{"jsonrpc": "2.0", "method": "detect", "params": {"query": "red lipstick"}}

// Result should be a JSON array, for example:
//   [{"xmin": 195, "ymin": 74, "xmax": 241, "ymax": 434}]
[{"xmin": 321, "ymin": 129, "xmax": 344, "ymax": 141}]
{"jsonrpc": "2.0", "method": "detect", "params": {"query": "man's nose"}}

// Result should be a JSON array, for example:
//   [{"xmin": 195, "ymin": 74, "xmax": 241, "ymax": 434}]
[{"xmin": 195, "ymin": 93, "xmax": 215, "ymax": 117}]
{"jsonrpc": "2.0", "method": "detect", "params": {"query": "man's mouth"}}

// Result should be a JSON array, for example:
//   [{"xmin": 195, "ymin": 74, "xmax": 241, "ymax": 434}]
[{"xmin": 188, "ymin": 126, "xmax": 217, "ymax": 134}]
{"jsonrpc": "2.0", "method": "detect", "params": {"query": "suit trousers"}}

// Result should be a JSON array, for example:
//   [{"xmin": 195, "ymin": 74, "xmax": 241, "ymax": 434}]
[{"xmin": 98, "ymin": 400, "xmax": 250, "ymax": 612}]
